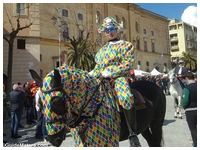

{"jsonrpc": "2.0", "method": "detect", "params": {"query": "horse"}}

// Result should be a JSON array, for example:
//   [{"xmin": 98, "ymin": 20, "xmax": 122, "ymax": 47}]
[
  {"xmin": 29, "ymin": 66, "xmax": 166, "ymax": 147},
  {"xmin": 168, "ymin": 69, "xmax": 184, "ymax": 119}
]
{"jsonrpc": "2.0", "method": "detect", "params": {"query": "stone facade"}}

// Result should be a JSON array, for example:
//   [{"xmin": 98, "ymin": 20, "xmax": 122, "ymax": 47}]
[{"xmin": 3, "ymin": 3, "xmax": 171, "ymax": 86}]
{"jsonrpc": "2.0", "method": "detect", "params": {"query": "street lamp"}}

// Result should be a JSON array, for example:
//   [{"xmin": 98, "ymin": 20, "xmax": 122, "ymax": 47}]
[{"xmin": 51, "ymin": 8, "xmax": 62, "ymax": 67}]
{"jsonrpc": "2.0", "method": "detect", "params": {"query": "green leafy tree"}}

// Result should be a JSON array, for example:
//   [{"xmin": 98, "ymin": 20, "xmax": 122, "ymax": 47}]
[
  {"xmin": 66, "ymin": 33, "xmax": 96, "ymax": 71},
  {"xmin": 181, "ymin": 51, "xmax": 197, "ymax": 72}
]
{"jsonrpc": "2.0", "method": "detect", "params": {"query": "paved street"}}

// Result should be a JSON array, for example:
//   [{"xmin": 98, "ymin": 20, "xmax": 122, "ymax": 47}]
[{"xmin": 3, "ymin": 95, "xmax": 193, "ymax": 147}]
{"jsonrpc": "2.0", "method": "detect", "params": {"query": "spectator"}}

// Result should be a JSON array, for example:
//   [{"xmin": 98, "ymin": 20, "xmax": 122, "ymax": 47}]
[
  {"xmin": 17, "ymin": 82, "xmax": 25, "ymax": 128},
  {"xmin": 30, "ymin": 81, "xmax": 39, "ymax": 119},
  {"xmin": 160, "ymin": 76, "xmax": 168, "ymax": 94},
  {"xmin": 34, "ymin": 88, "xmax": 44, "ymax": 139},
  {"xmin": 23, "ymin": 82, "xmax": 36, "ymax": 125},
  {"xmin": 10, "ymin": 84, "xmax": 25, "ymax": 139},
  {"xmin": 181, "ymin": 72, "xmax": 197, "ymax": 147},
  {"xmin": 194, "ymin": 73, "xmax": 197, "ymax": 83},
  {"xmin": 3, "ymin": 84, "xmax": 8, "ymax": 143}
]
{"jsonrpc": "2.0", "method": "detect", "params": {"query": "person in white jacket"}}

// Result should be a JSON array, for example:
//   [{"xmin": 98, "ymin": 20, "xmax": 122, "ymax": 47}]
[{"xmin": 35, "ymin": 88, "xmax": 47, "ymax": 141}]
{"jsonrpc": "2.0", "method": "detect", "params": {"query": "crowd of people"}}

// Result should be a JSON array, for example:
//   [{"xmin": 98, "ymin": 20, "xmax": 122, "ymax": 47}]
[{"xmin": 3, "ymin": 81, "xmax": 48, "ymax": 144}]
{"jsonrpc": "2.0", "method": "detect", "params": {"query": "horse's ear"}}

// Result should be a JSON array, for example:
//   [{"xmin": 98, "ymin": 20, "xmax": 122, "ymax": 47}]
[
  {"xmin": 50, "ymin": 69, "xmax": 62, "ymax": 88},
  {"xmin": 29, "ymin": 69, "xmax": 43, "ymax": 88},
  {"xmin": 54, "ymin": 69, "xmax": 61, "ymax": 80}
]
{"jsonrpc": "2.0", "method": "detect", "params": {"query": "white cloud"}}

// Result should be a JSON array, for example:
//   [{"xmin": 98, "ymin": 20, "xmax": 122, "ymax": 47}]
[{"xmin": 181, "ymin": 5, "xmax": 197, "ymax": 26}]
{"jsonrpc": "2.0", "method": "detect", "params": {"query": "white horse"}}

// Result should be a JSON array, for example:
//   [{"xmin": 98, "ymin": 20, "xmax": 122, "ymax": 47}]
[{"xmin": 168, "ymin": 69, "xmax": 184, "ymax": 119}]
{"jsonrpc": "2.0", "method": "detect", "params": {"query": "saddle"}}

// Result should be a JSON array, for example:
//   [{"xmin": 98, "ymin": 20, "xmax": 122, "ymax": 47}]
[
  {"xmin": 101, "ymin": 78, "xmax": 146, "ymax": 112},
  {"xmin": 130, "ymin": 89, "xmax": 147, "ymax": 110}
]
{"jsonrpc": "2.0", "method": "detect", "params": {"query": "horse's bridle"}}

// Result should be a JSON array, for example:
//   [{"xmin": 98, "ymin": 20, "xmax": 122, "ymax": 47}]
[
  {"xmin": 41, "ymin": 83, "xmax": 101, "ymax": 129},
  {"xmin": 42, "ymin": 85, "xmax": 67, "ymax": 125}
]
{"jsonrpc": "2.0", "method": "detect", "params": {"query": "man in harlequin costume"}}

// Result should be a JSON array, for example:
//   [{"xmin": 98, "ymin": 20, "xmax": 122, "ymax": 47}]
[{"xmin": 89, "ymin": 17, "xmax": 140, "ymax": 147}]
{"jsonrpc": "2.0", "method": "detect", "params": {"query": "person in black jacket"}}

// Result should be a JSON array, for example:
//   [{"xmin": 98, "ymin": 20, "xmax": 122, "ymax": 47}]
[
  {"xmin": 181, "ymin": 72, "xmax": 197, "ymax": 147},
  {"xmin": 23, "ymin": 82, "xmax": 36, "ymax": 125},
  {"xmin": 10, "ymin": 84, "xmax": 25, "ymax": 139}
]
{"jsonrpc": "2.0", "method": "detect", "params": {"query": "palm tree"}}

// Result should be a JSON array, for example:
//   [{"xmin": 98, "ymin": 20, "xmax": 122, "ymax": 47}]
[
  {"xmin": 67, "ymin": 37, "xmax": 96, "ymax": 71},
  {"xmin": 181, "ymin": 51, "xmax": 197, "ymax": 72}
]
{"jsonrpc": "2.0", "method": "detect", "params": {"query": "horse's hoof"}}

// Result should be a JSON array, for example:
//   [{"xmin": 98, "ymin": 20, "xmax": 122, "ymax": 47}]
[
  {"xmin": 179, "ymin": 116, "xmax": 183, "ymax": 119},
  {"xmin": 129, "ymin": 136, "xmax": 141, "ymax": 147},
  {"xmin": 174, "ymin": 116, "xmax": 177, "ymax": 118}
]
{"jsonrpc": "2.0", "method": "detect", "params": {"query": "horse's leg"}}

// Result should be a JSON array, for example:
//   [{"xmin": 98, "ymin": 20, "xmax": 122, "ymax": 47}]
[
  {"xmin": 174, "ymin": 98, "xmax": 178, "ymax": 118},
  {"xmin": 141, "ymin": 128, "xmax": 154, "ymax": 147},
  {"xmin": 148, "ymin": 120, "xmax": 164, "ymax": 147},
  {"xmin": 178, "ymin": 96, "xmax": 183, "ymax": 119}
]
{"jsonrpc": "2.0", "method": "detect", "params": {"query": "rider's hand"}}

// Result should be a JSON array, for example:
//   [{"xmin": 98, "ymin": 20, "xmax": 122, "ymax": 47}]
[
  {"xmin": 177, "ymin": 74, "xmax": 182, "ymax": 77},
  {"xmin": 101, "ymin": 71, "xmax": 111, "ymax": 78},
  {"xmin": 88, "ymin": 70, "xmax": 94, "ymax": 76}
]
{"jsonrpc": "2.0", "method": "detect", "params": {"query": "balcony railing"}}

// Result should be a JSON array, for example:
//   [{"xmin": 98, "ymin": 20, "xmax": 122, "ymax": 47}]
[
  {"xmin": 170, "ymin": 37, "xmax": 178, "ymax": 42},
  {"xmin": 170, "ymin": 46, "xmax": 179, "ymax": 51}
]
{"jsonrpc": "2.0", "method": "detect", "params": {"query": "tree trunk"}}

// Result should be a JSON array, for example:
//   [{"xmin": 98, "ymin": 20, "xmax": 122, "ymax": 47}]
[{"xmin": 6, "ymin": 40, "xmax": 14, "ymax": 98}]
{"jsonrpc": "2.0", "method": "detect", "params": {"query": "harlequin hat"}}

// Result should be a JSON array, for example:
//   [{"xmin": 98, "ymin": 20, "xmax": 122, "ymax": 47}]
[{"xmin": 98, "ymin": 17, "xmax": 123, "ymax": 33}]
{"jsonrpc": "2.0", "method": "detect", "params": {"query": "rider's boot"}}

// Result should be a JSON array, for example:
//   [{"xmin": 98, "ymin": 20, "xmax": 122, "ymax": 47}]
[{"xmin": 123, "ymin": 106, "xmax": 141, "ymax": 147}]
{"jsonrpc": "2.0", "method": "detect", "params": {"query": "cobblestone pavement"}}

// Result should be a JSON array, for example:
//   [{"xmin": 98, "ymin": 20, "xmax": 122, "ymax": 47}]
[{"xmin": 3, "ymin": 95, "xmax": 193, "ymax": 147}]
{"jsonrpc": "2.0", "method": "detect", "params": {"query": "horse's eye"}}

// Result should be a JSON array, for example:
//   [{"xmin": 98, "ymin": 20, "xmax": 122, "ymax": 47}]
[{"xmin": 51, "ymin": 97, "xmax": 65, "ymax": 115}]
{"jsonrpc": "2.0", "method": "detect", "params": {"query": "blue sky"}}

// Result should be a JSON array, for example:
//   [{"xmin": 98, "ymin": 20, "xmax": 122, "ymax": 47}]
[{"xmin": 135, "ymin": 3, "xmax": 197, "ymax": 26}]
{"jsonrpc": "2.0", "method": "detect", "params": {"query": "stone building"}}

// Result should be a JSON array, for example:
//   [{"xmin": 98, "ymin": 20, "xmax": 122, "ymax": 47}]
[
  {"xmin": 169, "ymin": 19, "xmax": 197, "ymax": 63},
  {"xmin": 3, "ymin": 3, "xmax": 171, "ymax": 86}
]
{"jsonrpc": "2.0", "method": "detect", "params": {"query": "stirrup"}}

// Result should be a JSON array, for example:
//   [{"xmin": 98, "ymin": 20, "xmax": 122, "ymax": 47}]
[{"xmin": 128, "ymin": 133, "xmax": 141, "ymax": 147}]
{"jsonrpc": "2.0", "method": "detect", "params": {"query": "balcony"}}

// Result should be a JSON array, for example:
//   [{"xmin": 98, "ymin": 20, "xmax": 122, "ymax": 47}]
[
  {"xmin": 186, "ymin": 37, "xmax": 194, "ymax": 41},
  {"xmin": 170, "ymin": 37, "xmax": 178, "ymax": 42},
  {"xmin": 170, "ymin": 46, "xmax": 179, "ymax": 52},
  {"xmin": 187, "ymin": 45, "xmax": 197, "ymax": 50}
]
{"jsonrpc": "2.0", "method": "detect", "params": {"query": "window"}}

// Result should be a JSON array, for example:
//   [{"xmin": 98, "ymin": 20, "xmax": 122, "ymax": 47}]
[
  {"xmin": 62, "ymin": 27, "xmax": 69, "ymax": 41},
  {"xmin": 151, "ymin": 42, "xmax": 155, "ymax": 52},
  {"xmin": 16, "ymin": 3, "xmax": 25, "ymax": 14},
  {"xmin": 151, "ymin": 31, "xmax": 154, "ymax": 36},
  {"xmin": 40, "ymin": 69, "xmax": 43, "ymax": 78},
  {"xmin": 115, "ymin": 15, "xmax": 120, "ymax": 23},
  {"xmin": 138, "ymin": 61, "xmax": 141, "ymax": 65},
  {"xmin": 40, "ymin": 54, "xmax": 42, "ymax": 61},
  {"xmin": 78, "ymin": 13, "xmax": 83, "ymax": 21},
  {"xmin": 136, "ymin": 39, "xmax": 140, "ymax": 50},
  {"xmin": 135, "ymin": 21, "xmax": 139, "ymax": 33},
  {"xmin": 17, "ymin": 39, "xmax": 25, "ymax": 49},
  {"xmin": 62, "ymin": 9, "xmax": 68, "ymax": 17},
  {"xmin": 146, "ymin": 61, "xmax": 149, "ymax": 66},
  {"xmin": 122, "ymin": 17, "xmax": 126, "ymax": 29},
  {"xmin": 143, "ymin": 29, "xmax": 146, "ymax": 34},
  {"xmin": 96, "ymin": 11, "xmax": 101, "ymax": 24},
  {"xmin": 144, "ymin": 41, "xmax": 147, "ymax": 51},
  {"xmin": 78, "ymin": 29, "xmax": 83, "ymax": 40}
]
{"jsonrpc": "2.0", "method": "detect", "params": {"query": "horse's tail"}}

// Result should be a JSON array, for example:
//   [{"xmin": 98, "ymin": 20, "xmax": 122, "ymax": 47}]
[{"xmin": 160, "ymin": 128, "xmax": 164, "ymax": 147}]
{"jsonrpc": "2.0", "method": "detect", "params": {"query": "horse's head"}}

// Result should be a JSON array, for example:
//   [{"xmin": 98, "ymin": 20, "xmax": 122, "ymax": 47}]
[
  {"xmin": 29, "ymin": 66, "xmax": 98, "ymax": 147},
  {"xmin": 29, "ymin": 68, "xmax": 68, "ymax": 147},
  {"xmin": 168, "ymin": 69, "xmax": 177, "ymax": 84}
]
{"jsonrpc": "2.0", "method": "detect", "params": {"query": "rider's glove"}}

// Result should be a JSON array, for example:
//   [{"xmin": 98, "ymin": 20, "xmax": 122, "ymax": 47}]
[
  {"xmin": 101, "ymin": 70, "xmax": 111, "ymax": 78},
  {"xmin": 88, "ymin": 70, "xmax": 94, "ymax": 76}
]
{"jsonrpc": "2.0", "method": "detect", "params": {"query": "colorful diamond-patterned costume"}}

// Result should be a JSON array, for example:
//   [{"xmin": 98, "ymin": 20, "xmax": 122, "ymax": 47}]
[
  {"xmin": 91, "ymin": 40, "xmax": 135, "ymax": 110},
  {"xmin": 41, "ymin": 66, "xmax": 121, "ymax": 146}
]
